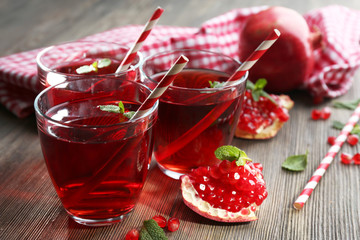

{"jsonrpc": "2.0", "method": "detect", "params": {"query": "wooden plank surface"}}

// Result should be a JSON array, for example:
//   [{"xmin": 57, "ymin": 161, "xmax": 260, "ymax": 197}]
[{"xmin": 1, "ymin": 0, "xmax": 360, "ymax": 239}]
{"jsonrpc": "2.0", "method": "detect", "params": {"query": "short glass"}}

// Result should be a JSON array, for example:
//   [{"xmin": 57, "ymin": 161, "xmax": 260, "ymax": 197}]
[
  {"xmin": 34, "ymin": 77, "xmax": 158, "ymax": 226},
  {"xmin": 141, "ymin": 49, "xmax": 247, "ymax": 179},
  {"xmin": 36, "ymin": 41, "xmax": 143, "ymax": 88}
]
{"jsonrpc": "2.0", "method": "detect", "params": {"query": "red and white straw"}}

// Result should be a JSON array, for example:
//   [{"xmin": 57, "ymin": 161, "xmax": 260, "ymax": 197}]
[
  {"xmin": 224, "ymin": 29, "xmax": 280, "ymax": 86},
  {"xmin": 129, "ymin": 55, "xmax": 189, "ymax": 120},
  {"xmin": 293, "ymin": 103, "xmax": 360, "ymax": 210},
  {"xmin": 115, "ymin": 7, "xmax": 164, "ymax": 73}
]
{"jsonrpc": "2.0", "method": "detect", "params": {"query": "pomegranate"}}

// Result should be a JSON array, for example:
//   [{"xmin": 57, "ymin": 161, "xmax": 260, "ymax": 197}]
[
  {"xmin": 235, "ymin": 80, "xmax": 294, "ymax": 139},
  {"xmin": 239, "ymin": 6, "xmax": 322, "ymax": 92},
  {"xmin": 180, "ymin": 146, "xmax": 267, "ymax": 222},
  {"xmin": 340, "ymin": 153, "xmax": 352, "ymax": 165}
]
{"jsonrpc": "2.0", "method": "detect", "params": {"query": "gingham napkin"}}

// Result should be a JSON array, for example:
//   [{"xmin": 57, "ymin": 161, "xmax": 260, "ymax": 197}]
[{"xmin": 1, "ymin": 5, "xmax": 359, "ymax": 118}]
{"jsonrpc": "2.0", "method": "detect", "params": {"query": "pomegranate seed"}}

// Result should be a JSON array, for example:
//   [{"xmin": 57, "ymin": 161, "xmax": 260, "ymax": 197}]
[
  {"xmin": 152, "ymin": 215, "xmax": 167, "ymax": 228},
  {"xmin": 340, "ymin": 153, "xmax": 352, "ymax": 164},
  {"xmin": 347, "ymin": 135, "xmax": 359, "ymax": 146},
  {"xmin": 253, "ymin": 163, "xmax": 263, "ymax": 172},
  {"xmin": 240, "ymin": 208, "xmax": 250, "ymax": 215},
  {"xmin": 167, "ymin": 217, "xmax": 180, "ymax": 232},
  {"xmin": 327, "ymin": 136, "xmax": 336, "ymax": 145},
  {"xmin": 125, "ymin": 229, "xmax": 139, "ymax": 240},
  {"xmin": 320, "ymin": 107, "xmax": 331, "ymax": 120},
  {"xmin": 352, "ymin": 153, "xmax": 360, "ymax": 165},
  {"xmin": 311, "ymin": 109, "xmax": 322, "ymax": 120}
]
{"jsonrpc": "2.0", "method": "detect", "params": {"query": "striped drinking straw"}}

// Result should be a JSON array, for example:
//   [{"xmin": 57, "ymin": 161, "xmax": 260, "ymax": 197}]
[
  {"xmin": 115, "ymin": 7, "xmax": 164, "ymax": 73},
  {"xmin": 293, "ymin": 103, "xmax": 360, "ymax": 210},
  {"xmin": 224, "ymin": 29, "xmax": 281, "ymax": 86},
  {"xmin": 129, "ymin": 55, "xmax": 189, "ymax": 120}
]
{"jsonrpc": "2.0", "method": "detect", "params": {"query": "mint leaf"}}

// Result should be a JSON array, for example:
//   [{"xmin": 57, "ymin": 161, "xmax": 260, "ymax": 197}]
[
  {"xmin": 333, "ymin": 99, "xmax": 360, "ymax": 110},
  {"xmin": 98, "ymin": 58, "xmax": 111, "ymax": 68},
  {"xmin": 215, "ymin": 145, "xmax": 241, "ymax": 161},
  {"xmin": 214, "ymin": 145, "xmax": 251, "ymax": 166},
  {"xmin": 282, "ymin": 151, "xmax": 308, "ymax": 172},
  {"xmin": 118, "ymin": 101, "xmax": 125, "ymax": 114},
  {"xmin": 209, "ymin": 81, "xmax": 225, "ymax": 88},
  {"xmin": 141, "ymin": 219, "xmax": 168, "ymax": 240},
  {"xmin": 332, "ymin": 120, "xmax": 360, "ymax": 137},
  {"xmin": 76, "ymin": 65, "xmax": 94, "ymax": 74},
  {"xmin": 98, "ymin": 104, "xmax": 121, "ymax": 113},
  {"xmin": 124, "ymin": 111, "xmax": 135, "ymax": 119},
  {"xmin": 246, "ymin": 79, "xmax": 276, "ymax": 104},
  {"xmin": 254, "ymin": 78, "xmax": 267, "ymax": 89},
  {"xmin": 75, "ymin": 58, "xmax": 111, "ymax": 74},
  {"xmin": 91, "ymin": 61, "xmax": 98, "ymax": 72}
]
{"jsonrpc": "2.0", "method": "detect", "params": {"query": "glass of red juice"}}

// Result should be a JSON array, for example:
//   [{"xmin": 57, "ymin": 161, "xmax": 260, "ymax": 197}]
[
  {"xmin": 34, "ymin": 76, "xmax": 158, "ymax": 226},
  {"xmin": 36, "ymin": 41, "xmax": 143, "ymax": 89},
  {"xmin": 141, "ymin": 49, "xmax": 247, "ymax": 179}
]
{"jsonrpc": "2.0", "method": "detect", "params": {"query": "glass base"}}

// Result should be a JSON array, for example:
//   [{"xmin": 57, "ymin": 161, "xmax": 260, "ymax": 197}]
[
  {"xmin": 157, "ymin": 163, "xmax": 185, "ymax": 180},
  {"xmin": 68, "ymin": 211, "xmax": 131, "ymax": 227}
]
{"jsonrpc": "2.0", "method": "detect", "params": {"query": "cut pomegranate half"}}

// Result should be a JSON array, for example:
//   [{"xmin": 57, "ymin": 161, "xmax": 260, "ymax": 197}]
[
  {"xmin": 180, "ymin": 146, "xmax": 267, "ymax": 222},
  {"xmin": 235, "ymin": 91, "xmax": 294, "ymax": 139}
]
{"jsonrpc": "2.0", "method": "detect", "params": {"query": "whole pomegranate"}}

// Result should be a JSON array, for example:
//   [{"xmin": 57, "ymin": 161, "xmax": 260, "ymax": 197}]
[{"xmin": 239, "ymin": 6, "xmax": 322, "ymax": 92}]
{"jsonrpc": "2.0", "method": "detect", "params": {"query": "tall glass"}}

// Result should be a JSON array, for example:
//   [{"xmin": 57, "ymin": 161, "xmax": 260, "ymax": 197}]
[
  {"xmin": 141, "ymin": 49, "xmax": 247, "ymax": 179},
  {"xmin": 34, "ymin": 77, "xmax": 158, "ymax": 226},
  {"xmin": 36, "ymin": 41, "xmax": 143, "ymax": 88}
]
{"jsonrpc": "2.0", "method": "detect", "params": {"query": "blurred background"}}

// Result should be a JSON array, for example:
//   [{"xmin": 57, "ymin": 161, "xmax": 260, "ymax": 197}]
[{"xmin": 1, "ymin": 0, "xmax": 359, "ymax": 57}]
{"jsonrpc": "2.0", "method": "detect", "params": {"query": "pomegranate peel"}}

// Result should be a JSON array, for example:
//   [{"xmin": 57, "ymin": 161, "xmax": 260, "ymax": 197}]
[{"xmin": 180, "ymin": 146, "xmax": 267, "ymax": 222}]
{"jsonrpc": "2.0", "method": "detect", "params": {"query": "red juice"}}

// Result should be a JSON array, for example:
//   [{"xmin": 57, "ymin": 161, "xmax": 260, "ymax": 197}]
[
  {"xmin": 38, "ymin": 97, "xmax": 155, "ymax": 221},
  {"xmin": 153, "ymin": 69, "xmax": 244, "ymax": 175}
]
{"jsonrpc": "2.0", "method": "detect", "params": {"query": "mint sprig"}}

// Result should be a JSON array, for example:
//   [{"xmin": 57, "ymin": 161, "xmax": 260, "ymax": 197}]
[
  {"xmin": 281, "ymin": 151, "xmax": 308, "ymax": 172},
  {"xmin": 76, "ymin": 58, "xmax": 112, "ymax": 74},
  {"xmin": 209, "ymin": 81, "xmax": 225, "ymax": 88},
  {"xmin": 98, "ymin": 101, "xmax": 135, "ymax": 119},
  {"xmin": 214, "ymin": 145, "xmax": 251, "ymax": 166},
  {"xmin": 333, "ymin": 98, "xmax": 360, "ymax": 110},
  {"xmin": 246, "ymin": 79, "xmax": 277, "ymax": 104}
]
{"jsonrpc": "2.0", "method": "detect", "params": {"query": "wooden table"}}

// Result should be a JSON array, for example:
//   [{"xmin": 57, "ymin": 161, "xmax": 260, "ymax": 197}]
[{"xmin": 1, "ymin": 1, "xmax": 360, "ymax": 239}]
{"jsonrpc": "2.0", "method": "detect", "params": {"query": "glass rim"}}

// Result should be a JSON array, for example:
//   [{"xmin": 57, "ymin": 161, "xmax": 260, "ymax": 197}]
[
  {"xmin": 36, "ymin": 40, "xmax": 144, "ymax": 77},
  {"xmin": 34, "ymin": 77, "xmax": 158, "ymax": 128},
  {"xmin": 140, "ymin": 48, "xmax": 248, "ymax": 92}
]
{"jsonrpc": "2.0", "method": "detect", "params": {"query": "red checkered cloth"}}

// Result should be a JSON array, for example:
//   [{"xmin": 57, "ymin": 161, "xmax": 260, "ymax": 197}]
[{"xmin": 1, "ymin": 5, "xmax": 359, "ymax": 118}]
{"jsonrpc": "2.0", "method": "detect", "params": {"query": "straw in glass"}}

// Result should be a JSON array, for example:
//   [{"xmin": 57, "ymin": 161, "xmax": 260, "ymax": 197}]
[
  {"xmin": 115, "ymin": 7, "xmax": 164, "ymax": 73},
  {"xmin": 224, "ymin": 28, "xmax": 281, "ymax": 86},
  {"xmin": 130, "ymin": 55, "xmax": 189, "ymax": 120}
]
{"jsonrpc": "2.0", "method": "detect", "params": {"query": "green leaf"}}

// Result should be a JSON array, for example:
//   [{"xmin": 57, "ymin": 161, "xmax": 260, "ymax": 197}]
[
  {"xmin": 140, "ymin": 219, "xmax": 168, "ymax": 240},
  {"xmin": 281, "ymin": 151, "xmax": 308, "ymax": 172},
  {"xmin": 246, "ymin": 79, "xmax": 277, "ymax": 104},
  {"xmin": 118, "ymin": 101, "xmax": 125, "ymax": 114},
  {"xmin": 76, "ymin": 65, "xmax": 93, "ymax": 74},
  {"xmin": 251, "ymin": 90, "xmax": 261, "ymax": 102},
  {"xmin": 91, "ymin": 61, "xmax": 98, "ymax": 72},
  {"xmin": 333, "ymin": 99, "xmax": 360, "ymax": 110},
  {"xmin": 215, "ymin": 145, "xmax": 242, "ymax": 161},
  {"xmin": 209, "ymin": 81, "xmax": 225, "ymax": 88},
  {"xmin": 98, "ymin": 58, "xmax": 111, "ymax": 68},
  {"xmin": 332, "ymin": 120, "xmax": 360, "ymax": 137},
  {"xmin": 98, "ymin": 104, "xmax": 121, "ymax": 113},
  {"xmin": 254, "ymin": 78, "xmax": 267, "ymax": 89},
  {"xmin": 214, "ymin": 145, "xmax": 251, "ymax": 166},
  {"xmin": 124, "ymin": 111, "xmax": 135, "ymax": 119}
]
